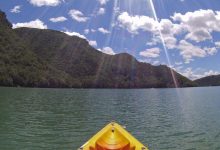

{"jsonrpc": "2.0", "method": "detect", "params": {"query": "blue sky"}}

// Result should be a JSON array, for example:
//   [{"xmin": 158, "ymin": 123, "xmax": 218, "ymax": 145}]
[{"xmin": 1, "ymin": 0, "xmax": 220, "ymax": 80}]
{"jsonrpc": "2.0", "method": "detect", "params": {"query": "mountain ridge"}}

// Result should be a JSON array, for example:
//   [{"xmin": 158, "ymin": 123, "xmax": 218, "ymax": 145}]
[
  {"xmin": 0, "ymin": 10, "xmax": 197, "ymax": 88},
  {"xmin": 194, "ymin": 75, "xmax": 220, "ymax": 87}
]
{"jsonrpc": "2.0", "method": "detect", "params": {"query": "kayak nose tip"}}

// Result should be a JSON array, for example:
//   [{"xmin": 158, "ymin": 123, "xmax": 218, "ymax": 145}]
[
  {"xmin": 111, "ymin": 121, "xmax": 115, "ymax": 126},
  {"xmin": 80, "ymin": 122, "xmax": 148, "ymax": 150}
]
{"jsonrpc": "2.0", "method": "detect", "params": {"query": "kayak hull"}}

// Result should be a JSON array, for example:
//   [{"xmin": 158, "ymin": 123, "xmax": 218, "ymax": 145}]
[{"xmin": 79, "ymin": 122, "xmax": 148, "ymax": 150}]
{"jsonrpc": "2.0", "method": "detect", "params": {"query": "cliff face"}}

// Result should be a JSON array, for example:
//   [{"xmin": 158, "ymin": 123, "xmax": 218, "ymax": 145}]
[{"xmin": 0, "ymin": 10, "xmax": 196, "ymax": 88}]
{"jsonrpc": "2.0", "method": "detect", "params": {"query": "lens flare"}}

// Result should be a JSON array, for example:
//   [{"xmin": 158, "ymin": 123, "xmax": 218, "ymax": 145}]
[{"xmin": 148, "ymin": 0, "xmax": 178, "ymax": 88}]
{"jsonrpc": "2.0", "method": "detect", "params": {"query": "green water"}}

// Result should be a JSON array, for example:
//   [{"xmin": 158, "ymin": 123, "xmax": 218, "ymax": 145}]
[{"xmin": 0, "ymin": 87, "xmax": 220, "ymax": 150}]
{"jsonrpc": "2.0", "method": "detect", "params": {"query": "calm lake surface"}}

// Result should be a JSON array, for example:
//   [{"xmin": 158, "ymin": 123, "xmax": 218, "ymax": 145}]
[{"xmin": 0, "ymin": 87, "xmax": 220, "ymax": 150}]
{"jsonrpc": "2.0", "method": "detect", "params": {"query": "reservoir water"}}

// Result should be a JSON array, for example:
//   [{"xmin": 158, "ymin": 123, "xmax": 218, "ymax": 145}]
[{"xmin": 0, "ymin": 87, "xmax": 220, "ymax": 150}]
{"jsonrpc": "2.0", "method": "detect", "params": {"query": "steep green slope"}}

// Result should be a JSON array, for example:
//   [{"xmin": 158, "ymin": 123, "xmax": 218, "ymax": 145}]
[
  {"xmin": 194, "ymin": 75, "xmax": 220, "ymax": 86},
  {"xmin": 0, "ymin": 10, "xmax": 196, "ymax": 88},
  {"xmin": 15, "ymin": 28, "xmax": 195, "ymax": 88},
  {"xmin": 0, "ymin": 11, "xmax": 72, "ymax": 87}
]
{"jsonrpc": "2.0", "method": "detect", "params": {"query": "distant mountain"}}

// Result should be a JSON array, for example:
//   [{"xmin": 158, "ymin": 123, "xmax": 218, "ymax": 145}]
[
  {"xmin": 194, "ymin": 75, "xmax": 220, "ymax": 87},
  {"xmin": 0, "ymin": 10, "xmax": 196, "ymax": 88}
]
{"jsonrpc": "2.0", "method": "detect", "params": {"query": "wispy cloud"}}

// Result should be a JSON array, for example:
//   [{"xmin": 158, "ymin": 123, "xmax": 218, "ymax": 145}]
[
  {"xmin": 139, "ymin": 48, "xmax": 160, "ymax": 58},
  {"xmin": 69, "ymin": 9, "xmax": 88, "ymax": 22},
  {"xmin": 97, "ymin": 0, "xmax": 109, "ymax": 5},
  {"xmin": 49, "ymin": 16, "xmax": 67, "ymax": 23},
  {"xmin": 63, "ymin": 31, "xmax": 86, "ymax": 39},
  {"xmin": 178, "ymin": 68, "xmax": 219, "ymax": 80},
  {"xmin": 98, "ymin": 27, "xmax": 110, "ymax": 34},
  {"xmin": 97, "ymin": 8, "xmax": 105, "ymax": 15},
  {"xmin": 99, "ymin": 47, "xmax": 115, "ymax": 55},
  {"xmin": 118, "ymin": 9, "xmax": 220, "ymax": 63},
  {"xmin": 10, "ymin": 5, "xmax": 22, "ymax": 13},
  {"xmin": 28, "ymin": 0, "xmax": 62, "ymax": 7},
  {"xmin": 89, "ymin": 40, "xmax": 98, "ymax": 47}
]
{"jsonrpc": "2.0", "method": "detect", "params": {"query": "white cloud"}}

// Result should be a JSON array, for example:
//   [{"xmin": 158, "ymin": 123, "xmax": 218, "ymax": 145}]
[
  {"xmin": 117, "ymin": 12, "xmax": 178, "ymax": 50},
  {"xmin": 117, "ymin": 13, "xmax": 180, "ymax": 36},
  {"xmin": 10, "ymin": 5, "xmax": 21, "ymax": 13},
  {"xmin": 146, "ymin": 35, "xmax": 161, "ymax": 46},
  {"xmin": 152, "ymin": 60, "xmax": 160, "ymax": 65},
  {"xmin": 63, "ymin": 31, "xmax": 98, "ymax": 48},
  {"xmin": 138, "ymin": 58, "xmax": 160, "ymax": 65},
  {"xmin": 63, "ymin": 31, "xmax": 86, "ymax": 39},
  {"xmin": 118, "ymin": 10, "xmax": 220, "ymax": 63},
  {"xmin": 204, "ymin": 47, "xmax": 218, "ymax": 55},
  {"xmin": 159, "ymin": 19, "xmax": 175, "ymax": 35},
  {"xmin": 203, "ymin": 70, "xmax": 219, "ymax": 77},
  {"xmin": 12, "ymin": 19, "xmax": 47, "ymax": 29},
  {"xmin": 180, "ymin": 68, "xmax": 202, "ymax": 80},
  {"xmin": 175, "ymin": 62, "xmax": 183, "ymax": 66},
  {"xmin": 84, "ymin": 29, "xmax": 90, "ymax": 34},
  {"xmin": 178, "ymin": 40, "xmax": 206, "ymax": 63},
  {"xmin": 91, "ymin": 29, "xmax": 96, "ymax": 32},
  {"xmin": 179, "ymin": 68, "xmax": 219, "ymax": 80},
  {"xmin": 89, "ymin": 40, "xmax": 97, "ymax": 47},
  {"xmin": 28, "ymin": 0, "xmax": 62, "ymax": 7},
  {"xmin": 185, "ymin": 29, "xmax": 212, "ymax": 42},
  {"xmin": 172, "ymin": 9, "xmax": 220, "ymax": 42},
  {"xmin": 164, "ymin": 36, "xmax": 177, "ymax": 49},
  {"xmin": 84, "ymin": 29, "xmax": 96, "ymax": 35},
  {"xmin": 138, "ymin": 58, "xmax": 151, "ymax": 63},
  {"xmin": 98, "ymin": 27, "xmax": 110, "ymax": 34},
  {"xmin": 149, "ymin": 19, "xmax": 180, "ymax": 49},
  {"xmin": 97, "ymin": 0, "xmax": 109, "ymax": 5},
  {"xmin": 69, "ymin": 9, "xmax": 88, "ymax": 22},
  {"xmin": 117, "ymin": 12, "xmax": 158, "ymax": 34},
  {"xmin": 139, "ymin": 48, "xmax": 160, "ymax": 58},
  {"xmin": 49, "ymin": 16, "xmax": 67, "ymax": 22},
  {"xmin": 97, "ymin": 8, "xmax": 105, "ymax": 15},
  {"xmin": 177, "ymin": 41, "xmax": 218, "ymax": 63},
  {"xmin": 172, "ymin": 10, "xmax": 220, "ymax": 61},
  {"xmin": 172, "ymin": 9, "xmax": 218, "ymax": 30},
  {"xmin": 99, "ymin": 47, "xmax": 115, "ymax": 55},
  {"xmin": 215, "ymin": 41, "xmax": 220, "ymax": 48}
]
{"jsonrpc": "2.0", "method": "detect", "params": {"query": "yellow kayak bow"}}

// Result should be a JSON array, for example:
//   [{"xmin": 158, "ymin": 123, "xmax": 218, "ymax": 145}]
[{"xmin": 79, "ymin": 122, "xmax": 148, "ymax": 150}]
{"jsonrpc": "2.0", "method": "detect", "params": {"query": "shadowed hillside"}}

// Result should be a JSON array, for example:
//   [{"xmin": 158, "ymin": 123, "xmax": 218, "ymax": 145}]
[
  {"xmin": 194, "ymin": 75, "xmax": 220, "ymax": 87},
  {"xmin": 0, "ymin": 10, "xmax": 196, "ymax": 88}
]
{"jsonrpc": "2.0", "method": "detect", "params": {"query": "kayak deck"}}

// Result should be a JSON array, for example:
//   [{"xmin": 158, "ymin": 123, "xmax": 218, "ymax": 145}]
[{"xmin": 79, "ymin": 122, "xmax": 148, "ymax": 150}]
